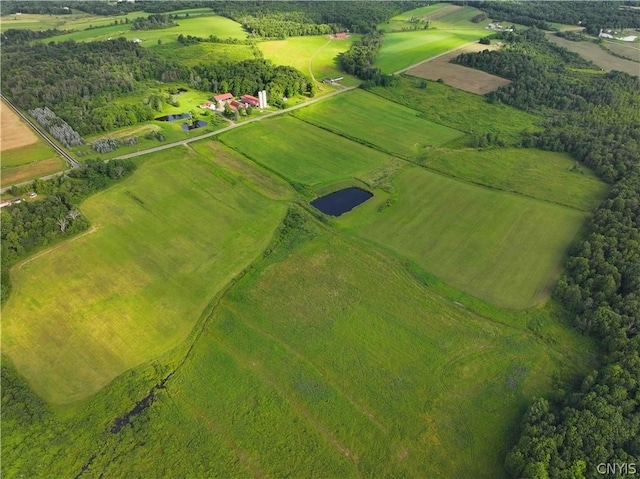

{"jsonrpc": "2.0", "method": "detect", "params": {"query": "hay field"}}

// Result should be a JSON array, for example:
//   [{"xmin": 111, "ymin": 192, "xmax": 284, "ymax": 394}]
[
  {"xmin": 1, "ymin": 101, "xmax": 38, "ymax": 151},
  {"xmin": 1, "ymin": 146, "xmax": 285, "ymax": 403},
  {"xmin": 340, "ymin": 166, "xmax": 590, "ymax": 309},
  {"xmin": 407, "ymin": 43, "xmax": 510, "ymax": 94}
]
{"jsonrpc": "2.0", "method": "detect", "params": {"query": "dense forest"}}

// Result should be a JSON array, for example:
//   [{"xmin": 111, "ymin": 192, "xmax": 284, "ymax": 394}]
[
  {"xmin": 209, "ymin": 1, "xmax": 424, "ymax": 36},
  {"xmin": 454, "ymin": 28, "xmax": 640, "ymax": 478},
  {"xmin": 0, "ymin": 39, "xmax": 181, "ymax": 135},
  {"xmin": 338, "ymin": 30, "xmax": 394, "ymax": 87},
  {"xmin": 471, "ymin": 1, "xmax": 640, "ymax": 33},
  {"xmin": 1, "ymin": 160, "xmax": 137, "ymax": 304}
]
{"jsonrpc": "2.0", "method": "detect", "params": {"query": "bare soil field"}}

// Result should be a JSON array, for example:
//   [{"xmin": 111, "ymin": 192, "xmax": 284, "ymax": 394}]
[
  {"xmin": 426, "ymin": 4, "xmax": 463, "ymax": 21},
  {"xmin": 407, "ymin": 43, "xmax": 510, "ymax": 94},
  {"xmin": 547, "ymin": 34, "xmax": 639, "ymax": 76},
  {"xmin": 1, "ymin": 100, "xmax": 39, "ymax": 151}
]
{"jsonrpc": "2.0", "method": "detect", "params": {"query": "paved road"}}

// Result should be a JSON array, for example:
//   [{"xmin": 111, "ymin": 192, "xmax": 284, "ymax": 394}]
[{"xmin": 114, "ymin": 85, "xmax": 358, "ymax": 160}]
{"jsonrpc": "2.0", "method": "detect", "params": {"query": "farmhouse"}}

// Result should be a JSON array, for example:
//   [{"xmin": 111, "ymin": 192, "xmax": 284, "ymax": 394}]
[
  {"xmin": 199, "ymin": 101, "xmax": 216, "ymax": 110},
  {"xmin": 240, "ymin": 95, "xmax": 260, "ymax": 107},
  {"xmin": 213, "ymin": 92, "xmax": 234, "ymax": 108},
  {"xmin": 335, "ymin": 32, "xmax": 348, "ymax": 39}
]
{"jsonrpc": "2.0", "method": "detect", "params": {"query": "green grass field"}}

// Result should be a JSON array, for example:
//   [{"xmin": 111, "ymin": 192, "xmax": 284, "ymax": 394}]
[
  {"xmin": 43, "ymin": 15, "xmax": 246, "ymax": 45},
  {"xmin": 370, "ymin": 76, "xmax": 543, "ymax": 145},
  {"xmin": 1, "ymin": 146, "xmax": 285, "ymax": 403},
  {"xmin": 150, "ymin": 41, "xmax": 258, "ymax": 67},
  {"xmin": 419, "ymin": 147, "xmax": 608, "ymax": 211},
  {"xmin": 339, "ymin": 166, "xmax": 590, "ymax": 309},
  {"xmin": 294, "ymin": 89, "xmax": 465, "ymax": 157},
  {"xmin": 219, "ymin": 116, "xmax": 392, "ymax": 188},
  {"xmin": 259, "ymin": 35, "xmax": 361, "ymax": 87}
]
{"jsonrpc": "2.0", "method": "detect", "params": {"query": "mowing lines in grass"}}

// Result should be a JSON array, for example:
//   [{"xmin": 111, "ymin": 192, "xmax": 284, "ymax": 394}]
[
  {"xmin": 341, "ymin": 166, "xmax": 590, "ymax": 309},
  {"xmin": 294, "ymin": 89, "xmax": 465, "ymax": 158},
  {"xmin": 1, "ymin": 148, "xmax": 285, "ymax": 403},
  {"xmin": 219, "ymin": 116, "xmax": 391, "ymax": 187}
]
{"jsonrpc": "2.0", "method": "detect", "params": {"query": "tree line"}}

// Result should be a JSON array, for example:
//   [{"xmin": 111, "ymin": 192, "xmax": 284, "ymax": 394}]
[
  {"xmin": 131, "ymin": 13, "xmax": 177, "ymax": 31},
  {"xmin": 338, "ymin": 30, "xmax": 396, "ymax": 87},
  {"xmin": 1, "ymin": 160, "xmax": 137, "ymax": 304},
  {"xmin": 471, "ymin": 1, "xmax": 640, "ymax": 34},
  {"xmin": 452, "ymin": 27, "xmax": 640, "ymax": 477}
]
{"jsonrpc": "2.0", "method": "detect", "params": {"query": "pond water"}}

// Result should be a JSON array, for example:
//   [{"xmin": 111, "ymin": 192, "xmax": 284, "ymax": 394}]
[
  {"xmin": 155, "ymin": 113, "xmax": 191, "ymax": 122},
  {"xmin": 311, "ymin": 187, "xmax": 373, "ymax": 216},
  {"xmin": 182, "ymin": 120, "xmax": 207, "ymax": 131}
]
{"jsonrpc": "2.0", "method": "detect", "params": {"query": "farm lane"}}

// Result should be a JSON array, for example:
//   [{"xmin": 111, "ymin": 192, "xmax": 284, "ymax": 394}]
[{"xmin": 114, "ymin": 85, "xmax": 358, "ymax": 160}]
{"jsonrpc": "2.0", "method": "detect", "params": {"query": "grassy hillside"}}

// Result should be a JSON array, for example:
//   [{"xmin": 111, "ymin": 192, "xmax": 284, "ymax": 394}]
[
  {"xmin": 219, "ymin": 116, "xmax": 392, "ymax": 188},
  {"xmin": 1, "ymin": 146, "xmax": 285, "ymax": 403},
  {"xmin": 150, "ymin": 41, "xmax": 259, "ymax": 67},
  {"xmin": 2, "ymin": 221, "xmax": 596, "ymax": 479},
  {"xmin": 293, "ymin": 89, "xmax": 465, "ymax": 157},
  {"xmin": 339, "ymin": 166, "xmax": 590, "ymax": 309}
]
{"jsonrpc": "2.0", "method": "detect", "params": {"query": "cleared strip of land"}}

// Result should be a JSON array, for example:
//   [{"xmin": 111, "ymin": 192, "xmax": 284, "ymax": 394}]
[
  {"xmin": 547, "ymin": 33, "xmax": 639, "ymax": 76},
  {"xmin": 407, "ymin": 43, "xmax": 510, "ymax": 95}
]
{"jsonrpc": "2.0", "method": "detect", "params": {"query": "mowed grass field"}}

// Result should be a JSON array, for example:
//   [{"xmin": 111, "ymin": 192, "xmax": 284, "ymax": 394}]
[
  {"xmin": 376, "ymin": 6, "xmax": 491, "ymax": 73},
  {"xmin": 370, "ymin": 76, "xmax": 543, "ymax": 145},
  {"xmin": 259, "ymin": 35, "xmax": 361, "ymax": 87},
  {"xmin": 294, "ymin": 89, "xmax": 465, "ymax": 157},
  {"xmin": 339, "ymin": 166, "xmax": 591, "ymax": 309},
  {"xmin": 219, "ymin": 116, "xmax": 392, "ymax": 187},
  {"xmin": 150, "ymin": 41, "xmax": 258, "ymax": 67},
  {"xmin": 43, "ymin": 14, "xmax": 246, "ymax": 46},
  {"xmin": 119, "ymin": 230, "xmax": 594, "ymax": 478},
  {"xmin": 1, "ymin": 146, "xmax": 285, "ymax": 403},
  {"xmin": 421, "ymin": 147, "xmax": 608, "ymax": 211}
]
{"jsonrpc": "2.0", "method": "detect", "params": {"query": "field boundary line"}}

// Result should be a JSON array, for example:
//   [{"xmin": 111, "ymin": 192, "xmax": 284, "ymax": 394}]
[
  {"xmin": 17, "ymin": 225, "xmax": 100, "ymax": 269},
  {"xmin": 393, "ymin": 41, "xmax": 479, "ymax": 75}
]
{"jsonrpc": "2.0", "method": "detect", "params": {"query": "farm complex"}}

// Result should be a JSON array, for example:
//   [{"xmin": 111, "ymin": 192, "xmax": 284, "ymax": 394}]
[{"xmin": 1, "ymin": 2, "xmax": 638, "ymax": 479}]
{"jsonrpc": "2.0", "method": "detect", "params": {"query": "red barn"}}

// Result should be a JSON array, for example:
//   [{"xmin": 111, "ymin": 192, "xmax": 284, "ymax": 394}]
[
  {"xmin": 240, "ymin": 95, "xmax": 260, "ymax": 107},
  {"xmin": 335, "ymin": 32, "xmax": 347, "ymax": 39},
  {"xmin": 213, "ymin": 92, "xmax": 233, "ymax": 102}
]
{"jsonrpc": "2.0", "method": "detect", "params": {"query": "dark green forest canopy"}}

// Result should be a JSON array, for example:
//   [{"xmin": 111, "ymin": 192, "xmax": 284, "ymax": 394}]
[
  {"xmin": 470, "ymin": 1, "xmax": 640, "ymax": 33},
  {"xmin": 452, "ymin": 28, "xmax": 640, "ymax": 478}
]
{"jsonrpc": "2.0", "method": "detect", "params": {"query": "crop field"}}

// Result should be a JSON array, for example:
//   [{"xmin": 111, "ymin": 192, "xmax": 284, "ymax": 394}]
[
  {"xmin": 380, "ymin": 3, "xmax": 461, "ymax": 31},
  {"xmin": 43, "ymin": 15, "xmax": 247, "ymax": 45},
  {"xmin": 219, "ymin": 116, "xmax": 392, "ymax": 187},
  {"xmin": 602, "ymin": 40, "xmax": 640, "ymax": 62},
  {"xmin": 151, "ymin": 41, "xmax": 258, "ymax": 67},
  {"xmin": 259, "ymin": 35, "xmax": 361, "ymax": 87},
  {"xmin": 339, "ymin": 166, "xmax": 590, "ymax": 309},
  {"xmin": 420, "ymin": 147, "xmax": 608, "ymax": 212},
  {"xmin": 1, "ymin": 157, "xmax": 67, "ymax": 188},
  {"xmin": 547, "ymin": 33, "xmax": 640, "ymax": 76},
  {"xmin": 1, "ymin": 147, "xmax": 285, "ymax": 404},
  {"xmin": 1, "ymin": 101, "xmax": 38, "ymax": 152},
  {"xmin": 369, "ymin": 76, "xmax": 542, "ymax": 145},
  {"xmin": 407, "ymin": 43, "xmax": 510, "ymax": 95},
  {"xmin": 294, "ymin": 89, "xmax": 465, "ymax": 157}
]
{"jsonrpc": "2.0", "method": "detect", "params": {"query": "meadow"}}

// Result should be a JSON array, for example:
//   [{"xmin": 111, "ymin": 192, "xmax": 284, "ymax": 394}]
[
  {"xmin": 419, "ymin": 147, "xmax": 608, "ymax": 211},
  {"xmin": 339, "ymin": 166, "xmax": 591, "ymax": 309},
  {"xmin": 150, "ymin": 41, "xmax": 259, "ymax": 67},
  {"xmin": 258, "ymin": 35, "xmax": 361, "ymax": 87},
  {"xmin": 375, "ymin": 5, "xmax": 491, "ymax": 73},
  {"xmin": 219, "ymin": 116, "xmax": 392, "ymax": 188},
  {"xmin": 2, "ymin": 219, "xmax": 596, "ymax": 479},
  {"xmin": 293, "ymin": 89, "xmax": 465, "ymax": 157},
  {"xmin": 1, "ymin": 146, "xmax": 285, "ymax": 404},
  {"xmin": 42, "ymin": 14, "xmax": 247, "ymax": 45},
  {"xmin": 369, "ymin": 76, "xmax": 543, "ymax": 145}
]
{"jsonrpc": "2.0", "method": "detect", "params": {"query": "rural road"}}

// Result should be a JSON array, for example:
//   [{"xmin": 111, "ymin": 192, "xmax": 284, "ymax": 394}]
[{"xmin": 113, "ymin": 85, "xmax": 358, "ymax": 160}]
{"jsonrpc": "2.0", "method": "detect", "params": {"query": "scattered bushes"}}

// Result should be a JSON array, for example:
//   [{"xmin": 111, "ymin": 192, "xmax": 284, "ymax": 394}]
[
  {"xmin": 91, "ymin": 136, "xmax": 138, "ymax": 154},
  {"xmin": 28, "ymin": 107, "xmax": 83, "ymax": 148}
]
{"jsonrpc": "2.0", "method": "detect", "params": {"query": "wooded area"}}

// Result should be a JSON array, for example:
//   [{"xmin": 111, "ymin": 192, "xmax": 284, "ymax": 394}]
[{"xmin": 454, "ymin": 28, "xmax": 640, "ymax": 477}]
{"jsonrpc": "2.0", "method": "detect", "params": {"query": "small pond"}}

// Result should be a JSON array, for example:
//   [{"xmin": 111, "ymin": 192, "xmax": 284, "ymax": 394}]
[
  {"xmin": 155, "ymin": 113, "xmax": 191, "ymax": 122},
  {"xmin": 182, "ymin": 120, "xmax": 207, "ymax": 131},
  {"xmin": 311, "ymin": 187, "xmax": 373, "ymax": 216}
]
